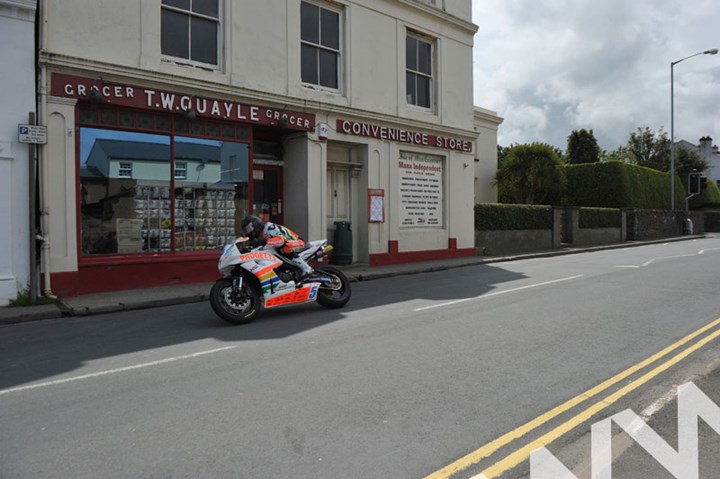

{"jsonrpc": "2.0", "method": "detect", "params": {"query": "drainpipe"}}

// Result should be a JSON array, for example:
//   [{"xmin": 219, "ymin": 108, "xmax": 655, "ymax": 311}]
[
  {"xmin": 28, "ymin": 112, "xmax": 38, "ymax": 300},
  {"xmin": 36, "ymin": 0, "xmax": 56, "ymax": 299}
]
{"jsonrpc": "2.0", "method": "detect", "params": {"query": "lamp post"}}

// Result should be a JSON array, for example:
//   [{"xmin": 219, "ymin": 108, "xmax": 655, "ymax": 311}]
[{"xmin": 670, "ymin": 48, "xmax": 718, "ymax": 210}]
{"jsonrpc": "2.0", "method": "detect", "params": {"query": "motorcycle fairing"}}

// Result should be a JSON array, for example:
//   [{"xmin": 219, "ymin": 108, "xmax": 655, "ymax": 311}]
[
  {"xmin": 256, "ymin": 267, "xmax": 281, "ymax": 295},
  {"xmin": 265, "ymin": 283, "xmax": 320, "ymax": 308},
  {"xmin": 238, "ymin": 251, "xmax": 280, "ymax": 263}
]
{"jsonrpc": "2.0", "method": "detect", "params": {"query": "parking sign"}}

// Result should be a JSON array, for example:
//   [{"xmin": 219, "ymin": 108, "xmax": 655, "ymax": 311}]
[{"xmin": 18, "ymin": 124, "xmax": 47, "ymax": 144}]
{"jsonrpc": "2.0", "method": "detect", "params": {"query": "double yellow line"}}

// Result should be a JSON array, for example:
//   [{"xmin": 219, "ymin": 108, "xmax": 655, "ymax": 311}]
[{"xmin": 425, "ymin": 316, "xmax": 720, "ymax": 479}]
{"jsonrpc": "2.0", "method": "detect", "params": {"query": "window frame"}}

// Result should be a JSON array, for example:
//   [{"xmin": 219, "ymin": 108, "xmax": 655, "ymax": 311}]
[
  {"xmin": 300, "ymin": 0, "xmax": 343, "ymax": 92},
  {"xmin": 405, "ymin": 31, "xmax": 435, "ymax": 111},
  {"xmin": 160, "ymin": 0, "xmax": 222, "ymax": 70}
]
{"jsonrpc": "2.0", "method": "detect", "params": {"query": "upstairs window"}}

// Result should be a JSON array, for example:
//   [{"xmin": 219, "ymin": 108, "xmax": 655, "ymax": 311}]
[
  {"xmin": 161, "ymin": 0, "xmax": 220, "ymax": 67},
  {"xmin": 301, "ymin": 1, "xmax": 341, "ymax": 90},
  {"xmin": 118, "ymin": 162, "xmax": 133, "ymax": 178},
  {"xmin": 174, "ymin": 161, "xmax": 187, "ymax": 180},
  {"xmin": 406, "ymin": 33, "xmax": 433, "ymax": 109}
]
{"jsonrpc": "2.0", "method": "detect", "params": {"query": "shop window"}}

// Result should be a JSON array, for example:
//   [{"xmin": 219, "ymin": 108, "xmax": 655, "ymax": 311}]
[
  {"xmin": 161, "ymin": 0, "xmax": 220, "ymax": 67},
  {"xmin": 406, "ymin": 33, "xmax": 434, "ymax": 109},
  {"xmin": 157, "ymin": 116, "xmax": 172, "ymax": 131},
  {"xmin": 173, "ymin": 138, "xmax": 249, "ymax": 252},
  {"xmin": 79, "ymin": 106, "xmax": 98, "ymax": 124},
  {"xmin": 138, "ymin": 113, "xmax": 155, "ymax": 130},
  {"xmin": 79, "ymin": 127, "xmax": 249, "ymax": 256},
  {"xmin": 301, "ymin": 1, "xmax": 341, "ymax": 90},
  {"xmin": 119, "ymin": 111, "xmax": 136, "ymax": 128},
  {"xmin": 100, "ymin": 109, "xmax": 118, "ymax": 125}
]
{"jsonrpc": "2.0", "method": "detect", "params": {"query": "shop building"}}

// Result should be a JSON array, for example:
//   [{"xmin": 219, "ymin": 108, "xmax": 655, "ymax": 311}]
[{"xmin": 36, "ymin": 0, "xmax": 501, "ymax": 296}]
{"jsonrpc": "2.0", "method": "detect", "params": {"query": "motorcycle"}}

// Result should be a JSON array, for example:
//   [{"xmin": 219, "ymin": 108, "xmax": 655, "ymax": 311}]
[{"xmin": 210, "ymin": 235, "xmax": 351, "ymax": 324}]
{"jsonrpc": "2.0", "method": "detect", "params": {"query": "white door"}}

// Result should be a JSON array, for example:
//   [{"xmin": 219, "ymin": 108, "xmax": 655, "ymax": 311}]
[{"xmin": 327, "ymin": 146, "xmax": 353, "ymax": 244}]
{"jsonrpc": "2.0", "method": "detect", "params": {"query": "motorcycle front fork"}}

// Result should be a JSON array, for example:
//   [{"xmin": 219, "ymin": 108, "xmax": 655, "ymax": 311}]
[{"xmin": 232, "ymin": 276, "xmax": 244, "ymax": 292}]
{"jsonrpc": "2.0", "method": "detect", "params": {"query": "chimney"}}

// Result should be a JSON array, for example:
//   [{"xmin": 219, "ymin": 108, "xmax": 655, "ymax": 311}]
[{"xmin": 699, "ymin": 136, "xmax": 713, "ymax": 161}]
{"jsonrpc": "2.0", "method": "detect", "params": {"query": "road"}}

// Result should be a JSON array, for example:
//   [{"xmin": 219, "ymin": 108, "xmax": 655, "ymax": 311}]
[{"xmin": 1, "ymin": 237, "xmax": 719, "ymax": 478}]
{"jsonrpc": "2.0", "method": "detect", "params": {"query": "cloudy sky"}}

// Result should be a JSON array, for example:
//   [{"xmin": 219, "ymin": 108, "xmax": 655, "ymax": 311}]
[{"xmin": 472, "ymin": 0, "xmax": 720, "ymax": 153}]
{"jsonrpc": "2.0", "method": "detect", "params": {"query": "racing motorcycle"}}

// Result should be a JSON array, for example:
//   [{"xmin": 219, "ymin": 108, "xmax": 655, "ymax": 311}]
[{"xmin": 210, "ymin": 235, "xmax": 351, "ymax": 324}]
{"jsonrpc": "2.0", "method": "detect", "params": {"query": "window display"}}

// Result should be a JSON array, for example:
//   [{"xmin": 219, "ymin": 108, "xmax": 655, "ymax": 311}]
[{"xmin": 79, "ymin": 126, "xmax": 249, "ymax": 255}]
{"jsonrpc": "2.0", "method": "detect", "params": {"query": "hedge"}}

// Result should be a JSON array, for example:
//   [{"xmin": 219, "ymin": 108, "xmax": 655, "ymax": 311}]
[
  {"xmin": 565, "ymin": 161, "xmax": 685, "ymax": 209},
  {"xmin": 475, "ymin": 203, "xmax": 553, "ymax": 230}
]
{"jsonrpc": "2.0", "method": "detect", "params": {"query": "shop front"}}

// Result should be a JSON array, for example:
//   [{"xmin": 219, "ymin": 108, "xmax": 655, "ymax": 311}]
[{"xmin": 47, "ymin": 73, "xmax": 314, "ymax": 296}]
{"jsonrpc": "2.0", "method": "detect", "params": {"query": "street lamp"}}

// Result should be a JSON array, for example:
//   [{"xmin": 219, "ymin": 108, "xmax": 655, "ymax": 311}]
[{"xmin": 670, "ymin": 48, "xmax": 718, "ymax": 210}]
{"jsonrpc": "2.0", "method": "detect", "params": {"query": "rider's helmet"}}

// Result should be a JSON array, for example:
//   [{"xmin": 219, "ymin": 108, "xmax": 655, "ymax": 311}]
[{"xmin": 241, "ymin": 215, "xmax": 265, "ymax": 239}]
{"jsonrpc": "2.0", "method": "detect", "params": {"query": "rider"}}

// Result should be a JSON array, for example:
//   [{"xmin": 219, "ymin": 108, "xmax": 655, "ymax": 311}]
[{"xmin": 240, "ymin": 215, "xmax": 314, "ymax": 280}]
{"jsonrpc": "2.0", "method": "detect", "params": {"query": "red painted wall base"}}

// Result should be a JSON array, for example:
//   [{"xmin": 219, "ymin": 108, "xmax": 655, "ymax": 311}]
[
  {"xmin": 51, "ymin": 253, "xmax": 218, "ymax": 297},
  {"xmin": 51, "ymin": 239, "xmax": 475, "ymax": 296},
  {"xmin": 369, "ymin": 238, "xmax": 475, "ymax": 267}
]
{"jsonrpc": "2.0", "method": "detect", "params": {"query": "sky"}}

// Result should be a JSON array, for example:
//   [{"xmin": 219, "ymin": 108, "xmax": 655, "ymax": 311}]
[{"xmin": 472, "ymin": 0, "xmax": 720, "ymax": 153}]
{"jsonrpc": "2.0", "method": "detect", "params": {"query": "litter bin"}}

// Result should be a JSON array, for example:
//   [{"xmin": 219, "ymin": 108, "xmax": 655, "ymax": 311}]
[{"xmin": 331, "ymin": 221, "xmax": 353, "ymax": 265}]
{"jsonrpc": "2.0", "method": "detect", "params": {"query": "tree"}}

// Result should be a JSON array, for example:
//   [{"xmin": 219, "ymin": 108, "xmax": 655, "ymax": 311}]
[
  {"xmin": 626, "ymin": 126, "xmax": 670, "ymax": 170},
  {"xmin": 497, "ymin": 144, "xmax": 512, "ymax": 165},
  {"xmin": 495, "ymin": 143, "xmax": 566, "ymax": 205},
  {"xmin": 567, "ymin": 129, "xmax": 600, "ymax": 164},
  {"xmin": 600, "ymin": 145, "xmax": 631, "ymax": 163},
  {"xmin": 674, "ymin": 145, "xmax": 710, "ymax": 190}
]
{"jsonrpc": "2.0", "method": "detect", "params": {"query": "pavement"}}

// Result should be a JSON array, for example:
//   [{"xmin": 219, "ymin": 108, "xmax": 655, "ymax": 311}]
[{"xmin": 0, "ymin": 235, "xmax": 707, "ymax": 326}]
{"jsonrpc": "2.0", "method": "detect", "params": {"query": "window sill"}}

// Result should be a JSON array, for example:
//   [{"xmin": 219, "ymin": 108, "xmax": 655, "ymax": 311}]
[{"xmin": 160, "ymin": 56, "xmax": 221, "ymax": 73}]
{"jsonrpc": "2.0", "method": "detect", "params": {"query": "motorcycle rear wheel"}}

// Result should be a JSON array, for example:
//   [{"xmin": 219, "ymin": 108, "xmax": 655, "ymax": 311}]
[
  {"xmin": 210, "ymin": 277, "xmax": 261, "ymax": 324},
  {"xmin": 315, "ymin": 265, "xmax": 351, "ymax": 309}
]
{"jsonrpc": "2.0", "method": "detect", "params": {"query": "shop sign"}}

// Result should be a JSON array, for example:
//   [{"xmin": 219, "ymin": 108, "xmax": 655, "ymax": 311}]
[
  {"xmin": 51, "ymin": 73, "xmax": 315, "ymax": 132},
  {"xmin": 337, "ymin": 119, "xmax": 473, "ymax": 153}
]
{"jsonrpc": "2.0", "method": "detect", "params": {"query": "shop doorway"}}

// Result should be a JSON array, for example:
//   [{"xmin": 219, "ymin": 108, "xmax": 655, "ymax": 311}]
[
  {"xmin": 253, "ymin": 165, "xmax": 283, "ymax": 224},
  {"xmin": 327, "ymin": 145, "xmax": 364, "ymax": 262}
]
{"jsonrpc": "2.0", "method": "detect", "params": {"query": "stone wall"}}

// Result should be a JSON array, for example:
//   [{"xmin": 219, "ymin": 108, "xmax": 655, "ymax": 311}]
[
  {"xmin": 475, "ymin": 230, "xmax": 553, "ymax": 255},
  {"xmin": 475, "ymin": 207, "xmax": 709, "ymax": 256}
]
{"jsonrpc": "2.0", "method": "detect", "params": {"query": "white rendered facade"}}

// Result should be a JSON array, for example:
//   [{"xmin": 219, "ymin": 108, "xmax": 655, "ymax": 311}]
[
  {"xmin": 0, "ymin": 0, "xmax": 36, "ymax": 304},
  {"xmin": 37, "ymin": 0, "xmax": 501, "ymax": 295}
]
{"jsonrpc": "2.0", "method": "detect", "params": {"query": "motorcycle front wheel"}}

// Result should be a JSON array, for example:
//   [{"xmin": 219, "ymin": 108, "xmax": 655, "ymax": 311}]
[
  {"xmin": 210, "ymin": 277, "xmax": 261, "ymax": 324},
  {"xmin": 315, "ymin": 265, "xmax": 351, "ymax": 309}
]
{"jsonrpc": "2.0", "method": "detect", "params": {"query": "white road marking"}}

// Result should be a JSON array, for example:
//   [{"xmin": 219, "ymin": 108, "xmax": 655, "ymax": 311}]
[
  {"xmin": 640, "ymin": 387, "xmax": 678, "ymax": 419},
  {"xmin": 616, "ymin": 249, "xmax": 715, "ymax": 269},
  {"xmin": 412, "ymin": 275, "xmax": 584, "ymax": 312},
  {"xmin": 0, "ymin": 345, "xmax": 238, "ymax": 396}
]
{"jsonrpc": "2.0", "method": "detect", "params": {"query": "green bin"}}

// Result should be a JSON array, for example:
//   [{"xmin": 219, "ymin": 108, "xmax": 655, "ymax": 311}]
[{"xmin": 331, "ymin": 221, "xmax": 353, "ymax": 265}]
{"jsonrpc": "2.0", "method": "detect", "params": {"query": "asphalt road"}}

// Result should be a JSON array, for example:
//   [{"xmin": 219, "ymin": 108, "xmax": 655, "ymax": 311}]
[{"xmin": 1, "ymin": 237, "xmax": 719, "ymax": 479}]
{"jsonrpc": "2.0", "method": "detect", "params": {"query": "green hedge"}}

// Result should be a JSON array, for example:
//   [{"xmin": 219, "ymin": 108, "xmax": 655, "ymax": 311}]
[
  {"xmin": 565, "ymin": 161, "xmax": 685, "ymax": 209},
  {"xmin": 475, "ymin": 203, "xmax": 553, "ymax": 230},
  {"xmin": 579, "ymin": 207, "xmax": 622, "ymax": 228}
]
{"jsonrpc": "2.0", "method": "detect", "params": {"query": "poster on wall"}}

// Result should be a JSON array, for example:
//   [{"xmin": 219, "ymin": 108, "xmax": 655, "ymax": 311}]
[
  {"xmin": 398, "ymin": 152, "xmax": 444, "ymax": 228},
  {"xmin": 368, "ymin": 189, "xmax": 384, "ymax": 223}
]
